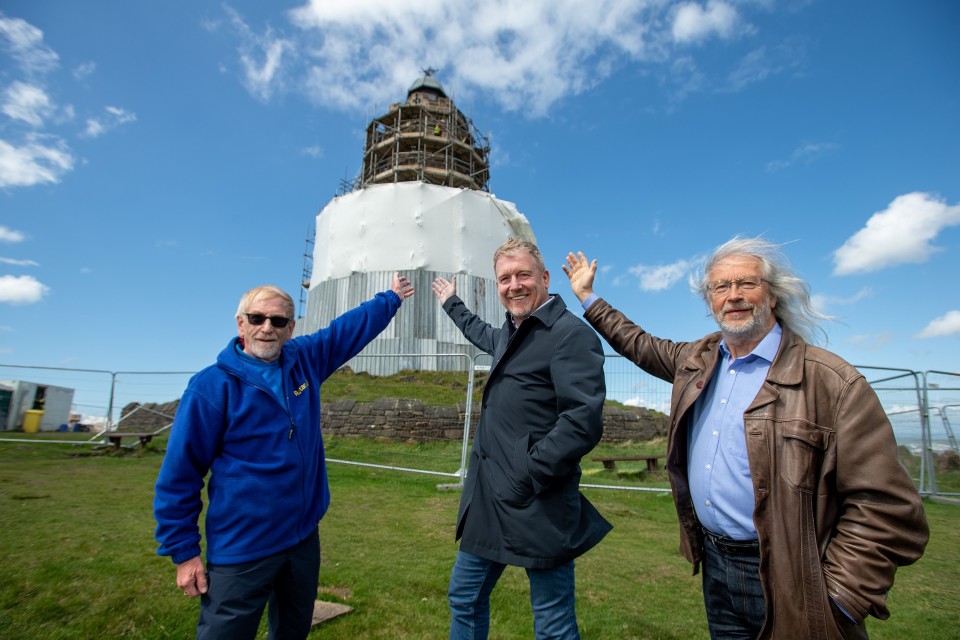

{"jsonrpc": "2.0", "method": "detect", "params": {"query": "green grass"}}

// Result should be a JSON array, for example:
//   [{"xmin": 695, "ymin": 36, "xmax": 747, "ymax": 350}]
[
  {"xmin": 320, "ymin": 367, "xmax": 643, "ymax": 410},
  {"xmin": 322, "ymin": 368, "xmax": 484, "ymax": 406},
  {"xmin": 1, "ymin": 433, "xmax": 958, "ymax": 639}
]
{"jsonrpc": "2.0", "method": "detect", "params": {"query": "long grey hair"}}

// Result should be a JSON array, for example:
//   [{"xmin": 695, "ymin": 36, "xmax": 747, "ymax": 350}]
[{"xmin": 693, "ymin": 236, "xmax": 831, "ymax": 346}]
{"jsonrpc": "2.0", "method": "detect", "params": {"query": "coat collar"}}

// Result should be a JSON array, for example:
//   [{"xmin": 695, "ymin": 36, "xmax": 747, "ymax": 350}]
[
  {"xmin": 218, "ymin": 336, "xmax": 298, "ymax": 380},
  {"xmin": 680, "ymin": 324, "xmax": 806, "ymax": 387},
  {"xmin": 765, "ymin": 327, "xmax": 806, "ymax": 386}
]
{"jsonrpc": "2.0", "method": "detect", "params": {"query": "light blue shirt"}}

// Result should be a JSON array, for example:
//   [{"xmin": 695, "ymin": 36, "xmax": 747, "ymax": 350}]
[{"xmin": 688, "ymin": 323, "xmax": 782, "ymax": 540}]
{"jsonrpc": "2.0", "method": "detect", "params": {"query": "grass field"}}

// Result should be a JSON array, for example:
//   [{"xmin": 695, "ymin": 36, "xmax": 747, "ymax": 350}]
[{"xmin": 0, "ymin": 433, "xmax": 957, "ymax": 639}]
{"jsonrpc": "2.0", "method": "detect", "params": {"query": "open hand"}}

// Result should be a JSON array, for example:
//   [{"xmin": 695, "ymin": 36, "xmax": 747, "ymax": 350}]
[
  {"xmin": 561, "ymin": 252, "xmax": 597, "ymax": 303},
  {"xmin": 392, "ymin": 273, "xmax": 414, "ymax": 301},
  {"xmin": 432, "ymin": 276, "xmax": 456, "ymax": 305}
]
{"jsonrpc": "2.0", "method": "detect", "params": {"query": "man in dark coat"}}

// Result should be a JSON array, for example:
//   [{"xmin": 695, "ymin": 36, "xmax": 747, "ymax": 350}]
[{"xmin": 432, "ymin": 238, "xmax": 611, "ymax": 640}]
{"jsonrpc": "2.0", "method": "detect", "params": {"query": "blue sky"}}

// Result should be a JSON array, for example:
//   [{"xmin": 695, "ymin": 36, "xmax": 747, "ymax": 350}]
[{"xmin": 1, "ymin": 1, "xmax": 958, "ymax": 391}]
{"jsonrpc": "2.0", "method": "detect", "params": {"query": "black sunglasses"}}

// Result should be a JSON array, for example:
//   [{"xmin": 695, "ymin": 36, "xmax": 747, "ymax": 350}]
[{"xmin": 244, "ymin": 313, "xmax": 292, "ymax": 328}]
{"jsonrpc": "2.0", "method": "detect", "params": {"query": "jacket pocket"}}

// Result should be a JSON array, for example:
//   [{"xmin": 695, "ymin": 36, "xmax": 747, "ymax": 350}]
[
  {"xmin": 778, "ymin": 420, "xmax": 827, "ymax": 492},
  {"xmin": 494, "ymin": 482, "xmax": 576, "ymax": 558},
  {"xmin": 508, "ymin": 432, "xmax": 534, "ymax": 504}
]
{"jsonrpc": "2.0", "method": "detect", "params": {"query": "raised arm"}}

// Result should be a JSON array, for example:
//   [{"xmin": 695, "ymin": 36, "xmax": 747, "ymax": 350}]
[
  {"xmin": 392, "ymin": 272, "xmax": 414, "ymax": 301},
  {"xmin": 433, "ymin": 275, "xmax": 499, "ymax": 354},
  {"xmin": 562, "ymin": 251, "xmax": 597, "ymax": 303}
]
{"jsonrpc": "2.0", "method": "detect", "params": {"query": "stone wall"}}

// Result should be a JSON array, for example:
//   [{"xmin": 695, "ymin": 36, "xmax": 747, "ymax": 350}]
[
  {"xmin": 121, "ymin": 399, "xmax": 668, "ymax": 443},
  {"xmin": 320, "ymin": 398, "xmax": 667, "ymax": 443}
]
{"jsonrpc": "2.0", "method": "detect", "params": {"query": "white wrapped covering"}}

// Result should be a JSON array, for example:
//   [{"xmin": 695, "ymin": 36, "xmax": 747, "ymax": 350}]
[{"xmin": 311, "ymin": 182, "xmax": 536, "ymax": 284}]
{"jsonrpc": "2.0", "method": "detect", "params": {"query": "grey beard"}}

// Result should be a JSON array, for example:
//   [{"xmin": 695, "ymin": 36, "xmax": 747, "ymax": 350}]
[{"xmin": 716, "ymin": 302, "xmax": 773, "ymax": 343}]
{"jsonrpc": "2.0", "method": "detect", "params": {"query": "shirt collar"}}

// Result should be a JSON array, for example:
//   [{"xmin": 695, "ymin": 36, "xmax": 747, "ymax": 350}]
[
  {"xmin": 510, "ymin": 294, "xmax": 555, "ymax": 328},
  {"xmin": 719, "ymin": 321, "xmax": 783, "ymax": 363}
]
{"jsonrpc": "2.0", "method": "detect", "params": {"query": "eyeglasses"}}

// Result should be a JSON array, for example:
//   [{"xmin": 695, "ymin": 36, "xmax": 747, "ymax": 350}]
[
  {"xmin": 707, "ymin": 276, "xmax": 765, "ymax": 297},
  {"xmin": 244, "ymin": 313, "xmax": 292, "ymax": 328}
]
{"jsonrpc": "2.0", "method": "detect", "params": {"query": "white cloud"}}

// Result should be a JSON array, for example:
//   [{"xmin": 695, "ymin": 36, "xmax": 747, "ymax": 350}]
[
  {"xmin": 0, "ymin": 257, "xmax": 38, "ymax": 266},
  {"xmin": 0, "ymin": 226, "xmax": 25, "ymax": 243},
  {"xmin": 766, "ymin": 141, "xmax": 839, "ymax": 172},
  {"xmin": 810, "ymin": 287, "xmax": 872, "ymax": 314},
  {"xmin": 72, "ymin": 61, "xmax": 96, "ymax": 80},
  {"xmin": 627, "ymin": 258, "xmax": 693, "ymax": 291},
  {"xmin": 916, "ymin": 310, "xmax": 960, "ymax": 339},
  {"xmin": 201, "ymin": 0, "xmax": 766, "ymax": 116},
  {"xmin": 0, "ymin": 12, "xmax": 59, "ymax": 75},
  {"xmin": 301, "ymin": 145, "xmax": 323, "ymax": 158},
  {"xmin": 0, "ymin": 13, "xmax": 75, "ymax": 189},
  {"xmin": 287, "ymin": 0, "xmax": 655, "ymax": 115},
  {"xmin": 846, "ymin": 332, "xmax": 894, "ymax": 350},
  {"xmin": 672, "ymin": 1, "xmax": 740, "ymax": 43},
  {"xmin": 623, "ymin": 396, "xmax": 671, "ymax": 415},
  {"xmin": 0, "ymin": 274, "xmax": 49, "ymax": 304},
  {"xmin": 833, "ymin": 192, "xmax": 960, "ymax": 275},
  {"xmin": 82, "ymin": 105, "xmax": 137, "ymax": 138},
  {"xmin": 242, "ymin": 38, "xmax": 290, "ymax": 101},
  {"xmin": 1, "ymin": 13, "xmax": 127, "ymax": 189},
  {"xmin": 724, "ymin": 34, "xmax": 804, "ymax": 93},
  {"xmin": 0, "ymin": 135, "xmax": 75, "ymax": 188},
  {"xmin": 223, "ymin": 5, "xmax": 294, "ymax": 102},
  {"xmin": 2, "ymin": 81, "xmax": 53, "ymax": 126}
]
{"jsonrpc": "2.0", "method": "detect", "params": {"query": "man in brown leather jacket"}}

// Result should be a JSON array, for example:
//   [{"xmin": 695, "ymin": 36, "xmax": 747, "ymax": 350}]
[{"xmin": 563, "ymin": 237, "xmax": 928, "ymax": 640}]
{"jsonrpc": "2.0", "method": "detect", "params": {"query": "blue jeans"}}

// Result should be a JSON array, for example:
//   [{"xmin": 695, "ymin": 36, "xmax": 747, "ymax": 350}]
[
  {"xmin": 197, "ymin": 529, "xmax": 320, "ymax": 640},
  {"xmin": 700, "ymin": 533, "xmax": 765, "ymax": 639},
  {"xmin": 448, "ymin": 550, "xmax": 580, "ymax": 640}
]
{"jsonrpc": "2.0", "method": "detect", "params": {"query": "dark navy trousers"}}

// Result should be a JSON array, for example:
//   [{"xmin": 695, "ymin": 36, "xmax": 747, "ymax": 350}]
[{"xmin": 196, "ymin": 528, "xmax": 320, "ymax": 640}]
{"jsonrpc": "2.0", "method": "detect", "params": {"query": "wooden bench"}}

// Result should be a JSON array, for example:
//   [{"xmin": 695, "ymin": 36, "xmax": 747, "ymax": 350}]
[
  {"xmin": 102, "ymin": 432, "xmax": 155, "ymax": 450},
  {"xmin": 592, "ymin": 455, "xmax": 665, "ymax": 473}
]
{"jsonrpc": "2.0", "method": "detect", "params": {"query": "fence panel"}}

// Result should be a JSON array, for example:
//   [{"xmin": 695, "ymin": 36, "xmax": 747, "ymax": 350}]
[
  {"xmin": 858, "ymin": 367, "xmax": 929, "ymax": 492},
  {"xmin": 3, "ymin": 357, "xmax": 956, "ymax": 498},
  {"xmin": 601, "ymin": 355, "xmax": 673, "ymax": 416},
  {"xmin": 925, "ymin": 370, "xmax": 960, "ymax": 497},
  {"xmin": 110, "ymin": 371, "xmax": 196, "ymax": 432},
  {"xmin": 321, "ymin": 353, "xmax": 474, "ymax": 482},
  {"xmin": 0, "ymin": 364, "xmax": 113, "ymax": 433}
]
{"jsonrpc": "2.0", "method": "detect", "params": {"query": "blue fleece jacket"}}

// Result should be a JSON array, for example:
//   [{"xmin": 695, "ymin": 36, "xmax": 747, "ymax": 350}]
[{"xmin": 153, "ymin": 290, "xmax": 401, "ymax": 565}]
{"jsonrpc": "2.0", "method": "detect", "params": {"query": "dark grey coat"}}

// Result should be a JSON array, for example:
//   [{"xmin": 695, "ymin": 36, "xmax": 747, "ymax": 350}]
[{"xmin": 443, "ymin": 294, "xmax": 611, "ymax": 569}]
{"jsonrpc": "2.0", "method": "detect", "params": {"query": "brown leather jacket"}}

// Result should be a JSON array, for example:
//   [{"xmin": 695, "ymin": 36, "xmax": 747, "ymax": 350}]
[{"xmin": 585, "ymin": 298, "xmax": 929, "ymax": 639}]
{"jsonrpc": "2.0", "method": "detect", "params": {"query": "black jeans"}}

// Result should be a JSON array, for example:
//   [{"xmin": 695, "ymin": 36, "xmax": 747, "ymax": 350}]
[
  {"xmin": 197, "ymin": 528, "xmax": 320, "ymax": 640},
  {"xmin": 700, "ymin": 531, "xmax": 764, "ymax": 639}
]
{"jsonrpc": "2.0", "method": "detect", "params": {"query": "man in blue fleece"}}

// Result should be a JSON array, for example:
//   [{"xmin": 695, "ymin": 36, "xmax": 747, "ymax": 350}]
[{"xmin": 154, "ymin": 274, "xmax": 413, "ymax": 639}]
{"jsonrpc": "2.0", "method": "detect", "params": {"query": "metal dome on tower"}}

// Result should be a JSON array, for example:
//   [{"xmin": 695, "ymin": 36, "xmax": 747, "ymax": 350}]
[{"xmin": 294, "ymin": 70, "xmax": 537, "ymax": 374}]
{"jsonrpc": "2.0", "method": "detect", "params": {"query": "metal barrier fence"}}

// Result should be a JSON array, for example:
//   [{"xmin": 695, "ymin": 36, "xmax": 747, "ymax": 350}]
[
  {"xmin": 2, "ymin": 359, "xmax": 957, "ymax": 496},
  {"xmin": 923, "ymin": 370, "xmax": 960, "ymax": 496},
  {"xmin": 859, "ymin": 367, "xmax": 933, "ymax": 495},
  {"xmin": 319, "ymin": 353, "xmax": 474, "ymax": 485}
]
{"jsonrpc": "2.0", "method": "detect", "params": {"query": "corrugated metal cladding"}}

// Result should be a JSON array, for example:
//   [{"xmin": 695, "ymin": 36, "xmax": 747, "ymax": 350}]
[{"xmin": 294, "ymin": 269, "xmax": 503, "ymax": 376}]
